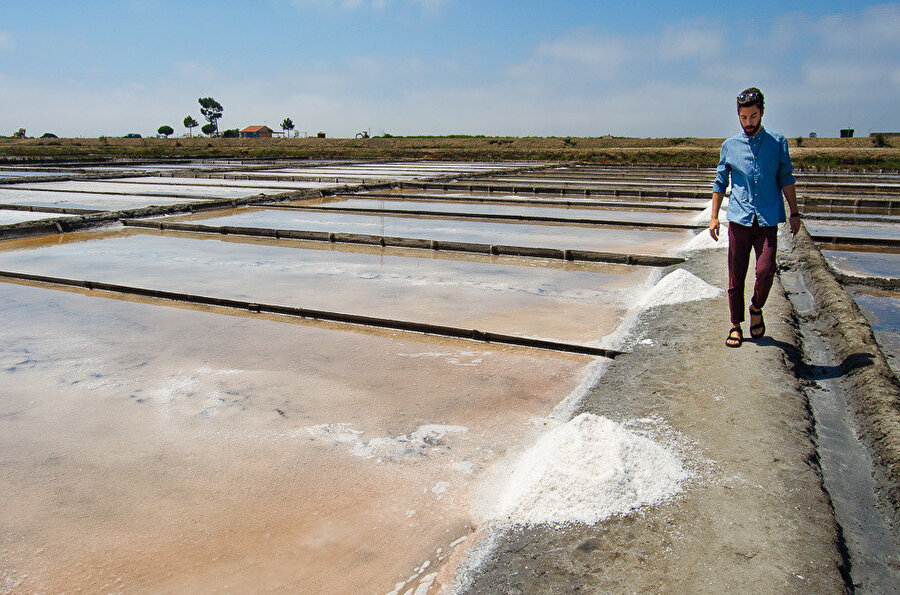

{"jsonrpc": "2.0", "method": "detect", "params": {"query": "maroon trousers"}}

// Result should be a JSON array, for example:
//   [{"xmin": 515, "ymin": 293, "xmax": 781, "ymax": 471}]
[{"xmin": 727, "ymin": 221, "xmax": 778, "ymax": 325}]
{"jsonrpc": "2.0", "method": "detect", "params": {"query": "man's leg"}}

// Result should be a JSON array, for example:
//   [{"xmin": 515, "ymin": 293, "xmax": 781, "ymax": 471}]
[
  {"xmin": 727, "ymin": 222, "xmax": 754, "ymax": 325},
  {"xmin": 750, "ymin": 225, "xmax": 778, "ymax": 311}
]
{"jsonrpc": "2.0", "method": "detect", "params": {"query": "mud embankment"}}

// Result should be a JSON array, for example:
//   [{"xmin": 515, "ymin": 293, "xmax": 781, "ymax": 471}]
[{"xmin": 784, "ymin": 227, "xmax": 900, "ymax": 521}]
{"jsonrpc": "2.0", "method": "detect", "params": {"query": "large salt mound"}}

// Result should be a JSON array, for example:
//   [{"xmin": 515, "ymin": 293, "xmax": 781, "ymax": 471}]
[
  {"xmin": 480, "ymin": 413, "xmax": 686, "ymax": 526},
  {"xmin": 641, "ymin": 268, "xmax": 721, "ymax": 309}
]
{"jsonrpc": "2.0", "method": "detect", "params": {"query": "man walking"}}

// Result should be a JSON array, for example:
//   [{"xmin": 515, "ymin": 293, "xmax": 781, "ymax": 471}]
[{"xmin": 709, "ymin": 87, "xmax": 801, "ymax": 348}]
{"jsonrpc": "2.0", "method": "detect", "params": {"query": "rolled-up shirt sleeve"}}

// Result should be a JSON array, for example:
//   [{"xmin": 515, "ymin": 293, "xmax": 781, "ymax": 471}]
[
  {"xmin": 713, "ymin": 144, "xmax": 730, "ymax": 194},
  {"xmin": 777, "ymin": 136, "xmax": 796, "ymax": 188}
]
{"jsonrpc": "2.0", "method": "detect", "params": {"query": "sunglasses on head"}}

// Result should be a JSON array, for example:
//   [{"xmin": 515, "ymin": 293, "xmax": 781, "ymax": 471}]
[{"xmin": 737, "ymin": 91, "xmax": 760, "ymax": 104}]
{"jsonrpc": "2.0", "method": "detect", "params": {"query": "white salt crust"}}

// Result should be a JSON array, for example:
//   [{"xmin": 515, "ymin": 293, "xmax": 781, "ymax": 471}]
[{"xmin": 302, "ymin": 423, "xmax": 468, "ymax": 460}]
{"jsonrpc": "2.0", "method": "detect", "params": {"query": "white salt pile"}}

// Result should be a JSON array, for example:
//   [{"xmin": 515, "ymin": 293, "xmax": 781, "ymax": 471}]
[
  {"xmin": 479, "ymin": 413, "xmax": 687, "ymax": 526},
  {"xmin": 690, "ymin": 197, "xmax": 727, "ymax": 225},
  {"xmin": 640, "ymin": 268, "xmax": 721, "ymax": 309},
  {"xmin": 676, "ymin": 228, "xmax": 729, "ymax": 253}
]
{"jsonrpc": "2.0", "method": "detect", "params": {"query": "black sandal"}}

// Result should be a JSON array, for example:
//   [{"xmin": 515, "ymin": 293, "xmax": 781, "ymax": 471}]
[
  {"xmin": 726, "ymin": 326, "xmax": 743, "ymax": 348},
  {"xmin": 749, "ymin": 306, "xmax": 765, "ymax": 340}
]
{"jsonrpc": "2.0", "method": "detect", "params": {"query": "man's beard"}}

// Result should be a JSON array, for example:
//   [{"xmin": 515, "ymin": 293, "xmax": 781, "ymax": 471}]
[{"xmin": 743, "ymin": 122, "xmax": 761, "ymax": 136}]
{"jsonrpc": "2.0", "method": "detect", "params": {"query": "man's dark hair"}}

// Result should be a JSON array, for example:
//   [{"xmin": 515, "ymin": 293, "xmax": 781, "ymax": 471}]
[{"xmin": 737, "ymin": 87, "xmax": 764, "ymax": 113}]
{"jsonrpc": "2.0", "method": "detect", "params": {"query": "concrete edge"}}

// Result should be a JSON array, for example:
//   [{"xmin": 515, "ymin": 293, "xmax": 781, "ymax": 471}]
[{"xmin": 788, "ymin": 226, "xmax": 900, "ymax": 516}]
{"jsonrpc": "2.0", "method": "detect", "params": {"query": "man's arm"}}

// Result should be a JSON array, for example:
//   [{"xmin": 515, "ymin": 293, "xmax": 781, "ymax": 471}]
[
  {"xmin": 783, "ymin": 184, "xmax": 800, "ymax": 235},
  {"xmin": 709, "ymin": 192, "xmax": 725, "ymax": 240}
]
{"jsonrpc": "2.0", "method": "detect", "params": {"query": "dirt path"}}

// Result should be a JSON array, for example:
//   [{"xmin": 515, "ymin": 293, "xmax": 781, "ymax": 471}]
[{"xmin": 459, "ymin": 247, "xmax": 849, "ymax": 593}]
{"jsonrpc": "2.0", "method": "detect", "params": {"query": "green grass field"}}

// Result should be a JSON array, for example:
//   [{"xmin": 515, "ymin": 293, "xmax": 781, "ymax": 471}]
[{"xmin": 1, "ymin": 135, "xmax": 898, "ymax": 169}]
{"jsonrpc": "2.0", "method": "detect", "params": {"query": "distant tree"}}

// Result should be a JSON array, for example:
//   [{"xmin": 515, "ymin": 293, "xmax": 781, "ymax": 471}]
[
  {"xmin": 158, "ymin": 125, "xmax": 174, "ymax": 138},
  {"xmin": 222, "ymin": 128, "xmax": 239, "ymax": 138},
  {"xmin": 198, "ymin": 97, "xmax": 223, "ymax": 135},
  {"xmin": 13, "ymin": 128, "xmax": 26, "ymax": 138},
  {"xmin": 183, "ymin": 115, "xmax": 198, "ymax": 137},
  {"xmin": 281, "ymin": 117, "xmax": 294, "ymax": 138},
  {"xmin": 201, "ymin": 123, "xmax": 217, "ymax": 136}
]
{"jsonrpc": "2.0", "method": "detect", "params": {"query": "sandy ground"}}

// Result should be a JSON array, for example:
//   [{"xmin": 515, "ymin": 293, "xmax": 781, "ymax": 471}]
[{"xmin": 459, "ymin": 247, "xmax": 849, "ymax": 593}]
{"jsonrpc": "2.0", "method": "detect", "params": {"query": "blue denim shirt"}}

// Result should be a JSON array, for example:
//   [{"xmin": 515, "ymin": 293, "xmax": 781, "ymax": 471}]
[{"xmin": 713, "ymin": 127, "xmax": 796, "ymax": 227}]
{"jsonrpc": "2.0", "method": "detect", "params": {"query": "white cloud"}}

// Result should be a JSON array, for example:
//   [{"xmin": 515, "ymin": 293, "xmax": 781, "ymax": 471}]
[
  {"xmin": 533, "ymin": 30, "xmax": 630, "ymax": 74},
  {"xmin": 657, "ymin": 26, "xmax": 723, "ymax": 60}
]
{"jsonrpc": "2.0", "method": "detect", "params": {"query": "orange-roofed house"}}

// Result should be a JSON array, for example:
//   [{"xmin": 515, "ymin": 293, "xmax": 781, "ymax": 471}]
[{"xmin": 240, "ymin": 125, "xmax": 274, "ymax": 138}]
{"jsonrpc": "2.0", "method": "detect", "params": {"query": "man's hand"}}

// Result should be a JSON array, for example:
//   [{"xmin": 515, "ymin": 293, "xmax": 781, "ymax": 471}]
[
  {"xmin": 789, "ymin": 214, "xmax": 801, "ymax": 236},
  {"xmin": 709, "ymin": 216, "xmax": 719, "ymax": 241}
]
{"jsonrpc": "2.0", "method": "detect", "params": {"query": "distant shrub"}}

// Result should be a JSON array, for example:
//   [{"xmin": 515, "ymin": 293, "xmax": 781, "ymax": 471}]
[
  {"xmin": 41, "ymin": 132, "xmax": 58, "ymax": 139},
  {"xmin": 796, "ymin": 137, "xmax": 803, "ymax": 147},
  {"xmin": 222, "ymin": 128, "xmax": 239, "ymax": 138},
  {"xmin": 873, "ymin": 133, "xmax": 890, "ymax": 148}
]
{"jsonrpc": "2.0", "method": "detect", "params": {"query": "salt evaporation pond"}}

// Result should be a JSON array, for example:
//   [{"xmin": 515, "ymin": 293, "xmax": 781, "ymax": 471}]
[
  {"xmin": 0, "ymin": 209, "xmax": 68, "ymax": 225},
  {"xmin": 169, "ymin": 207, "xmax": 693, "ymax": 255},
  {"xmin": 372, "ymin": 189, "xmax": 710, "ymax": 209},
  {"xmin": 14, "ymin": 180, "xmax": 280, "ymax": 199},
  {"xmin": 268, "ymin": 164, "xmax": 526, "ymax": 177},
  {"xmin": 0, "ymin": 280, "xmax": 593, "ymax": 593},
  {"xmin": 807, "ymin": 220, "xmax": 900, "ymax": 241},
  {"xmin": 823, "ymin": 249, "xmax": 899, "ymax": 279},
  {"xmin": 0, "ymin": 170, "xmax": 69, "ymax": 178},
  {"xmin": 0, "ymin": 187, "xmax": 203, "ymax": 210},
  {"xmin": 0, "ymin": 230, "xmax": 650, "ymax": 344},
  {"xmin": 483, "ymin": 176, "xmax": 709, "ymax": 190},
  {"xmin": 307, "ymin": 197, "xmax": 698, "ymax": 226},
  {"xmin": 106, "ymin": 176, "xmax": 336, "ymax": 190},
  {"xmin": 849, "ymin": 289, "xmax": 900, "ymax": 375},
  {"xmin": 0, "ymin": 160, "xmax": 704, "ymax": 592}
]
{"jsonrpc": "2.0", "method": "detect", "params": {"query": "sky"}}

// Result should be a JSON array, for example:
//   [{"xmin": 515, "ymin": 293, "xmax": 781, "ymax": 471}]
[{"xmin": 1, "ymin": 1, "xmax": 898, "ymax": 139}]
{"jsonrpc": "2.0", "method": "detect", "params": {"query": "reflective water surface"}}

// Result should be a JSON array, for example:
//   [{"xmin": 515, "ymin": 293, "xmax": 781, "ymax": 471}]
[
  {"xmin": 823, "ymin": 249, "xmax": 900, "ymax": 279},
  {"xmin": 807, "ymin": 220, "xmax": 900, "ymax": 241},
  {"xmin": 850, "ymin": 289, "xmax": 900, "ymax": 376}
]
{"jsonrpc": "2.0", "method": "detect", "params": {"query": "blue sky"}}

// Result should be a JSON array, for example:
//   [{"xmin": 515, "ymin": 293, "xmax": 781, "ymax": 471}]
[{"xmin": 1, "ymin": 1, "xmax": 897, "ymax": 138}]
